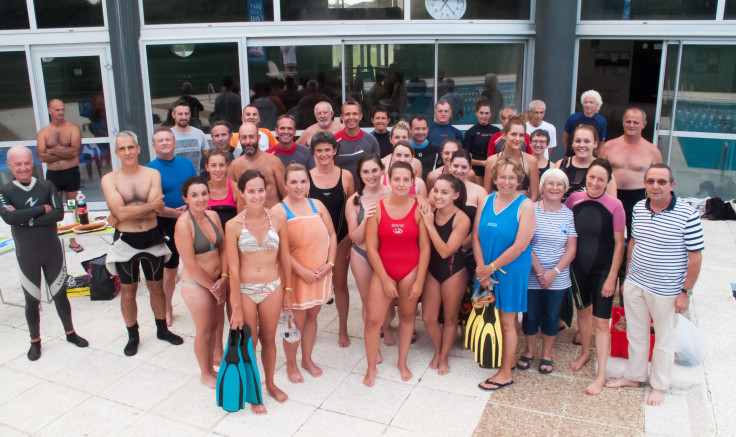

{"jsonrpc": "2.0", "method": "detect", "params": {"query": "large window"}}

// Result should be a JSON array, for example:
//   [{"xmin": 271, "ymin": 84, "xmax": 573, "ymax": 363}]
[
  {"xmin": 146, "ymin": 43, "xmax": 240, "ymax": 133},
  {"xmin": 0, "ymin": 0, "xmax": 30, "ymax": 30},
  {"xmin": 580, "ymin": 0, "xmax": 718, "ymax": 20},
  {"xmin": 727, "ymin": 0, "xmax": 736, "ymax": 19},
  {"xmin": 282, "ymin": 0, "xmax": 402, "ymax": 21},
  {"xmin": 142, "ymin": 0, "xmax": 273, "ymax": 24},
  {"xmin": 33, "ymin": 0, "xmax": 104, "ymax": 28},
  {"xmin": 247, "ymin": 45, "xmax": 342, "ymax": 130},
  {"xmin": 410, "ymin": 0, "xmax": 530, "ymax": 19},
  {"xmin": 0, "ymin": 52, "xmax": 36, "ymax": 142}
]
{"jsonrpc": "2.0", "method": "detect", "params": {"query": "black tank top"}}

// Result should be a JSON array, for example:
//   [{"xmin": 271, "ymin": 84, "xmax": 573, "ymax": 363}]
[
  {"xmin": 538, "ymin": 160, "xmax": 551, "ymax": 178},
  {"xmin": 309, "ymin": 171, "xmax": 348, "ymax": 241},
  {"xmin": 560, "ymin": 156, "xmax": 588, "ymax": 201}
]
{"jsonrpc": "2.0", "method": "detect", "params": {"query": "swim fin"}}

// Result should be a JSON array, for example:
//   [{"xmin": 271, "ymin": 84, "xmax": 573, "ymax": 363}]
[
  {"xmin": 239, "ymin": 324, "xmax": 263, "ymax": 407},
  {"xmin": 475, "ymin": 304, "xmax": 503, "ymax": 369},
  {"xmin": 216, "ymin": 329, "xmax": 245, "ymax": 412},
  {"xmin": 465, "ymin": 305, "xmax": 483, "ymax": 351}
]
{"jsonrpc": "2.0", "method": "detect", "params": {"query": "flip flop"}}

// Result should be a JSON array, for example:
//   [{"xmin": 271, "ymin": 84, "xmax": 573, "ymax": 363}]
[
  {"xmin": 539, "ymin": 359, "xmax": 554, "ymax": 375},
  {"xmin": 68, "ymin": 243, "xmax": 84, "ymax": 253},
  {"xmin": 478, "ymin": 379, "xmax": 514, "ymax": 391},
  {"xmin": 516, "ymin": 356, "xmax": 533, "ymax": 371}
]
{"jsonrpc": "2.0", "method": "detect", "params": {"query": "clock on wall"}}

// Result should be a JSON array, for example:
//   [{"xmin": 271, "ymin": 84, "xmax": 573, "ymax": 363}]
[{"xmin": 425, "ymin": 0, "xmax": 466, "ymax": 20}]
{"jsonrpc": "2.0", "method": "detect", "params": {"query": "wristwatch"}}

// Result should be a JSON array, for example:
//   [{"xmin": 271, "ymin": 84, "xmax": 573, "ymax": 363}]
[{"xmin": 681, "ymin": 288, "xmax": 693, "ymax": 297}]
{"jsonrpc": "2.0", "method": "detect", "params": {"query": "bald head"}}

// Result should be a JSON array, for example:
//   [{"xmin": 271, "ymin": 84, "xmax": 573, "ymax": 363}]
[
  {"xmin": 6, "ymin": 146, "xmax": 34, "ymax": 183},
  {"xmin": 7, "ymin": 145, "xmax": 32, "ymax": 163},
  {"xmin": 48, "ymin": 99, "xmax": 64, "ymax": 109},
  {"xmin": 239, "ymin": 122, "xmax": 260, "ymax": 156}
]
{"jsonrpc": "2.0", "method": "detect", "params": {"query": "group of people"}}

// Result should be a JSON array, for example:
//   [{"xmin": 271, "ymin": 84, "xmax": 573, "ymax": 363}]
[{"xmin": 0, "ymin": 91, "xmax": 703, "ymax": 413}]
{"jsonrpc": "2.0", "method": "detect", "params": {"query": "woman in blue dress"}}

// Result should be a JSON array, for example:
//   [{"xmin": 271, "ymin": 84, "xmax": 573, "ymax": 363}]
[{"xmin": 473, "ymin": 156, "xmax": 536, "ymax": 391}]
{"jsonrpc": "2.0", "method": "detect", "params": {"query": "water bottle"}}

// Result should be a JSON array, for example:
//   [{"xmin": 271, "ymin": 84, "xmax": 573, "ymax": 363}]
[{"xmin": 76, "ymin": 191, "xmax": 89, "ymax": 225}]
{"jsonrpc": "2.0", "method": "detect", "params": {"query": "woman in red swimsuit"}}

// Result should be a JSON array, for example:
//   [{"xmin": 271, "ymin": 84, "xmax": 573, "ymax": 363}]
[{"xmin": 363, "ymin": 161, "xmax": 430, "ymax": 387}]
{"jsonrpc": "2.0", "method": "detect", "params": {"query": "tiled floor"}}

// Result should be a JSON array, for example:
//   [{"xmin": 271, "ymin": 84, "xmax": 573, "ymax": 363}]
[{"xmin": 0, "ymin": 220, "xmax": 733, "ymax": 436}]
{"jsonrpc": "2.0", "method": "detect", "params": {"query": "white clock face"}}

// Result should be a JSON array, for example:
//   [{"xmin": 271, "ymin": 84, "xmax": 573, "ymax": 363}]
[{"xmin": 425, "ymin": 0, "xmax": 466, "ymax": 20}]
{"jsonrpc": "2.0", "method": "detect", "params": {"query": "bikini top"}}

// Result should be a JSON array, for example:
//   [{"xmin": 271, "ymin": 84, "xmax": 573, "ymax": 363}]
[
  {"xmin": 190, "ymin": 211, "xmax": 223, "ymax": 255},
  {"xmin": 238, "ymin": 208, "xmax": 280, "ymax": 253}
]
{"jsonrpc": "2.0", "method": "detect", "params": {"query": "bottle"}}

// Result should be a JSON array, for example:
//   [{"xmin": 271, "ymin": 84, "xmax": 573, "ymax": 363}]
[{"xmin": 76, "ymin": 191, "xmax": 89, "ymax": 225}]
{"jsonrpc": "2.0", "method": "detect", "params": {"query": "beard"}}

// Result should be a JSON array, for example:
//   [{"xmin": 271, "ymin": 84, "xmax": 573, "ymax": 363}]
[{"xmin": 242, "ymin": 143, "xmax": 258, "ymax": 156}]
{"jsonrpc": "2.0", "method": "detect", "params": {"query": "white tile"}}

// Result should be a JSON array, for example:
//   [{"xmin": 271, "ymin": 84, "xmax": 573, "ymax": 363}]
[
  {"xmin": 213, "ymin": 398, "xmax": 316, "ymax": 436},
  {"xmin": 5, "ymin": 337, "xmax": 94, "ymax": 378},
  {"xmin": 294, "ymin": 409, "xmax": 386, "ymax": 437},
  {"xmin": 0, "ymin": 367, "xmax": 43, "ymax": 406},
  {"xmin": 152, "ymin": 376, "xmax": 228, "ymax": 429},
  {"xmin": 0, "ymin": 424, "xmax": 29, "ymax": 437},
  {"xmin": 0, "ymin": 381, "xmax": 89, "ymax": 434},
  {"xmin": 391, "ymin": 387, "xmax": 486, "ymax": 436},
  {"xmin": 148, "ymin": 335, "xmax": 201, "ymax": 375},
  {"xmin": 0, "ymin": 303, "xmax": 32, "ymax": 329},
  {"xmin": 118, "ymin": 413, "xmax": 208, "ymax": 437},
  {"xmin": 321, "ymin": 373, "xmax": 412, "ymax": 424},
  {"xmin": 381, "ymin": 426, "xmax": 427, "ymax": 437},
  {"xmin": 322, "ymin": 308, "xmax": 367, "ymax": 339},
  {"xmin": 272, "ymin": 365, "xmax": 349, "ymax": 407},
  {"xmin": 98, "ymin": 363, "xmax": 189, "ymax": 410},
  {"xmin": 352, "ymin": 344, "xmax": 433, "ymax": 385},
  {"xmin": 71, "ymin": 314, "xmax": 128, "ymax": 350},
  {"xmin": 50, "ymin": 349, "xmax": 140, "ymax": 394},
  {"xmin": 36, "ymin": 396, "xmax": 141, "ymax": 437},
  {"xmin": 417, "ymin": 354, "xmax": 498, "ymax": 399},
  {"xmin": 0, "ymin": 325, "xmax": 34, "ymax": 364},
  {"xmin": 310, "ymin": 331, "xmax": 367, "ymax": 372},
  {"xmin": 100, "ymin": 323, "xmax": 177, "ymax": 361}
]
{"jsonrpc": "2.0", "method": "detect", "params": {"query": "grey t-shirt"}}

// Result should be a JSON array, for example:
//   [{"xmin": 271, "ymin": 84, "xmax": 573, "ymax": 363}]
[{"xmin": 174, "ymin": 127, "xmax": 210, "ymax": 172}]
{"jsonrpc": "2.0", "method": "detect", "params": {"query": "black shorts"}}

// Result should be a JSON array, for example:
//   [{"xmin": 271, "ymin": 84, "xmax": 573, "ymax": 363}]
[
  {"xmin": 157, "ymin": 216, "xmax": 179, "ymax": 269},
  {"xmin": 112, "ymin": 227, "xmax": 168, "ymax": 284},
  {"xmin": 46, "ymin": 166, "xmax": 81, "ymax": 193},
  {"xmin": 570, "ymin": 263, "xmax": 613, "ymax": 319}
]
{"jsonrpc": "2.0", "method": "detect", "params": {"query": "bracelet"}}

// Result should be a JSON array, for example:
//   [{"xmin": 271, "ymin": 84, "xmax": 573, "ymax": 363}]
[
  {"xmin": 554, "ymin": 267, "xmax": 561, "ymax": 274},
  {"xmin": 490, "ymin": 262, "xmax": 507, "ymax": 274},
  {"xmin": 220, "ymin": 273, "xmax": 230, "ymax": 279},
  {"xmin": 284, "ymin": 287, "xmax": 293, "ymax": 292},
  {"xmin": 327, "ymin": 261, "xmax": 335, "ymax": 267},
  {"xmin": 490, "ymin": 262, "xmax": 497, "ymax": 271}
]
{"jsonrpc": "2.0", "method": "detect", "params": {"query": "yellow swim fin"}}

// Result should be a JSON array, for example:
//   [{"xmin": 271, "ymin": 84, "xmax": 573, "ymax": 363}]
[{"xmin": 474, "ymin": 304, "xmax": 503, "ymax": 368}]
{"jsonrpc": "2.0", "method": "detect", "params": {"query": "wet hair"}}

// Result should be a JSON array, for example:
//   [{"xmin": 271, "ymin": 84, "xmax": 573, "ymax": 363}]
[
  {"xmin": 503, "ymin": 115, "xmax": 527, "ymax": 135},
  {"xmin": 181, "ymin": 175, "xmax": 209, "ymax": 197},
  {"xmin": 206, "ymin": 148, "xmax": 230, "ymax": 165},
  {"xmin": 390, "ymin": 120, "xmax": 411, "ymax": 139},
  {"xmin": 309, "ymin": 131, "xmax": 340, "ymax": 156},
  {"xmin": 572, "ymin": 124, "xmax": 600, "ymax": 144},
  {"xmin": 435, "ymin": 174, "xmax": 467, "ymax": 210},
  {"xmin": 353, "ymin": 153, "xmax": 384, "ymax": 205},
  {"xmin": 440, "ymin": 139, "xmax": 462, "ymax": 154},
  {"xmin": 494, "ymin": 156, "xmax": 525, "ymax": 183},
  {"xmin": 645, "ymin": 163, "xmax": 673, "ymax": 182},
  {"xmin": 393, "ymin": 140, "xmax": 415, "ymax": 157},
  {"xmin": 588, "ymin": 158, "xmax": 614, "ymax": 182},
  {"xmin": 450, "ymin": 149, "xmax": 472, "ymax": 167},
  {"xmin": 530, "ymin": 129, "xmax": 550, "ymax": 143},
  {"xmin": 474, "ymin": 98, "xmax": 491, "ymax": 112},
  {"xmin": 211, "ymin": 120, "xmax": 232, "ymax": 134},
  {"xmin": 539, "ymin": 168, "xmax": 569, "ymax": 193},
  {"xmin": 388, "ymin": 160, "xmax": 414, "ymax": 180},
  {"xmin": 284, "ymin": 163, "xmax": 308, "ymax": 182},
  {"xmin": 237, "ymin": 170, "xmax": 266, "ymax": 192}
]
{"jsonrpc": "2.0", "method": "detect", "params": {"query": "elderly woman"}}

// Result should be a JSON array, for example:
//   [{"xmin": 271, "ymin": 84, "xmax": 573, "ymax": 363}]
[
  {"xmin": 529, "ymin": 129, "xmax": 551, "ymax": 178},
  {"xmin": 565, "ymin": 158, "xmax": 625, "ymax": 396},
  {"xmin": 475, "ymin": 157, "xmax": 535, "ymax": 391},
  {"xmin": 562, "ymin": 90, "xmax": 607, "ymax": 155},
  {"xmin": 483, "ymin": 116, "xmax": 539, "ymax": 201},
  {"xmin": 517, "ymin": 169, "xmax": 577, "ymax": 375}
]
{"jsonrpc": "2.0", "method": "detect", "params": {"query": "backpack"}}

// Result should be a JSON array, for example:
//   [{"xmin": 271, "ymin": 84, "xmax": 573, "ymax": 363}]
[{"xmin": 703, "ymin": 197, "xmax": 736, "ymax": 221}]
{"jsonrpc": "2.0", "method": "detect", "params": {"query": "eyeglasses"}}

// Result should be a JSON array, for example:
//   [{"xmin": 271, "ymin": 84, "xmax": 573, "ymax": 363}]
[{"xmin": 645, "ymin": 179, "xmax": 672, "ymax": 186}]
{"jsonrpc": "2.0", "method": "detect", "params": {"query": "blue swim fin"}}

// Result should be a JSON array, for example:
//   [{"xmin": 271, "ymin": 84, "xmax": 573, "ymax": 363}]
[
  {"xmin": 216, "ymin": 329, "xmax": 245, "ymax": 412},
  {"xmin": 239, "ymin": 324, "xmax": 263, "ymax": 407}
]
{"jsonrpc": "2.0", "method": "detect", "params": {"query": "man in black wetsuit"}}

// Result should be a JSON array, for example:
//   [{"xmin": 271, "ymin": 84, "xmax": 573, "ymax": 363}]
[{"xmin": 0, "ymin": 146, "xmax": 88, "ymax": 361}]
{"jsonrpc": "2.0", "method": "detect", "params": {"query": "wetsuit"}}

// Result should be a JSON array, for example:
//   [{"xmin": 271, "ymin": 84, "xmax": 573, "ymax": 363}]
[
  {"xmin": 0, "ymin": 178, "xmax": 73, "ymax": 340},
  {"xmin": 428, "ymin": 211, "xmax": 466, "ymax": 283},
  {"xmin": 309, "ymin": 171, "xmax": 348, "ymax": 241},
  {"xmin": 463, "ymin": 123, "xmax": 500, "ymax": 178},
  {"xmin": 559, "ymin": 156, "xmax": 588, "ymax": 201},
  {"xmin": 377, "ymin": 200, "xmax": 419, "ymax": 281}
]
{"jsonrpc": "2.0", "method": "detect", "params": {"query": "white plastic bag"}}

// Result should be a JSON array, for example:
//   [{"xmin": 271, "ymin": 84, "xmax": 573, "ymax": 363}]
[{"xmin": 673, "ymin": 314, "xmax": 708, "ymax": 367}]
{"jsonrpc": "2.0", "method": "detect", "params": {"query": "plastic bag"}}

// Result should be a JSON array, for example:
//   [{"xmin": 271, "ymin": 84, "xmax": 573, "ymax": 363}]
[
  {"xmin": 282, "ymin": 311, "xmax": 301, "ymax": 343},
  {"xmin": 673, "ymin": 314, "xmax": 708, "ymax": 367}
]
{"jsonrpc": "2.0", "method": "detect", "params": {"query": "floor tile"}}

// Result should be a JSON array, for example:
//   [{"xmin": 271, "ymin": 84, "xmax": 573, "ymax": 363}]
[
  {"xmin": 551, "ymin": 343, "xmax": 598, "ymax": 380},
  {"xmin": 36, "ymin": 396, "xmax": 141, "ymax": 437},
  {"xmin": 0, "ymin": 367, "xmax": 43, "ymax": 406},
  {"xmin": 0, "ymin": 325, "xmax": 35, "ymax": 364},
  {"xmin": 272, "ymin": 364, "xmax": 349, "ymax": 407},
  {"xmin": 148, "ymin": 336, "xmax": 201, "ymax": 374},
  {"xmin": 293, "ymin": 409, "xmax": 385, "ymax": 437},
  {"xmin": 118, "ymin": 412, "xmax": 209, "ymax": 437},
  {"xmin": 562, "ymin": 418, "xmax": 642, "ymax": 436},
  {"xmin": 0, "ymin": 424, "xmax": 29, "ymax": 437},
  {"xmin": 417, "ymin": 354, "xmax": 497, "ymax": 399},
  {"xmin": 50, "ymin": 349, "xmax": 140, "ymax": 393},
  {"xmin": 100, "ymin": 323, "xmax": 177, "ymax": 361},
  {"xmin": 0, "ymin": 381, "xmax": 89, "ymax": 434},
  {"xmin": 563, "ymin": 379, "xmax": 645, "ymax": 429},
  {"xmin": 392, "ymin": 387, "xmax": 486, "ymax": 436},
  {"xmin": 212, "ymin": 398, "xmax": 315, "ymax": 436},
  {"xmin": 310, "ymin": 331, "xmax": 367, "ymax": 372},
  {"xmin": 5, "ymin": 337, "xmax": 94, "ymax": 378},
  {"xmin": 484, "ymin": 370, "xmax": 570, "ymax": 416},
  {"xmin": 98, "ymin": 363, "xmax": 189, "ymax": 410},
  {"xmin": 153, "ymin": 377, "xmax": 228, "ymax": 429},
  {"xmin": 351, "ymin": 343, "xmax": 433, "ymax": 385},
  {"xmin": 472, "ymin": 403, "xmax": 560, "ymax": 437},
  {"xmin": 322, "ymin": 307, "xmax": 366, "ymax": 339},
  {"xmin": 321, "ymin": 373, "xmax": 412, "ymax": 424},
  {"xmin": 381, "ymin": 426, "xmax": 427, "ymax": 437}
]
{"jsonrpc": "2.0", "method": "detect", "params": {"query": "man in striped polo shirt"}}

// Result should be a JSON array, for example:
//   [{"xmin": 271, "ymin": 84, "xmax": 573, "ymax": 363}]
[{"xmin": 606, "ymin": 163, "xmax": 704, "ymax": 406}]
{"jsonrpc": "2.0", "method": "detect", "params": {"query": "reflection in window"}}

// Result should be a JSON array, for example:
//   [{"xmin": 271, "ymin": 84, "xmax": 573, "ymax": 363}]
[
  {"xmin": 282, "ymin": 0, "xmax": 402, "ymax": 21},
  {"xmin": 438, "ymin": 44, "xmax": 524, "ymax": 124},
  {"xmin": 142, "ymin": 0, "xmax": 273, "ymax": 24},
  {"xmin": 247, "ymin": 45, "xmax": 342, "ymax": 130},
  {"xmin": 727, "ymin": 0, "xmax": 736, "ymax": 19},
  {"xmin": 0, "ymin": 52, "xmax": 36, "ymax": 142},
  {"xmin": 658, "ymin": 45, "xmax": 680, "ymax": 131},
  {"xmin": 410, "ymin": 0, "xmax": 530, "ymax": 19},
  {"xmin": 146, "ymin": 43, "xmax": 240, "ymax": 133},
  {"xmin": 77, "ymin": 142, "xmax": 113, "ymax": 203},
  {"xmin": 580, "ymin": 0, "xmax": 717, "ymax": 20},
  {"xmin": 672, "ymin": 45, "xmax": 736, "ymax": 135},
  {"xmin": 33, "ymin": 0, "xmax": 104, "ymax": 28},
  {"xmin": 0, "ymin": 0, "xmax": 30, "ymax": 30},
  {"xmin": 346, "ymin": 44, "xmax": 434, "ymax": 126},
  {"xmin": 664, "ymin": 136, "xmax": 736, "ymax": 199}
]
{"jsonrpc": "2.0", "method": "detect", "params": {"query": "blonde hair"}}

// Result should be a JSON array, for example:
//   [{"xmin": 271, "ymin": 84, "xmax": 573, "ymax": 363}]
[
  {"xmin": 390, "ymin": 120, "xmax": 411, "ymax": 139},
  {"xmin": 494, "ymin": 156, "xmax": 525, "ymax": 183},
  {"xmin": 284, "ymin": 163, "xmax": 307, "ymax": 182}
]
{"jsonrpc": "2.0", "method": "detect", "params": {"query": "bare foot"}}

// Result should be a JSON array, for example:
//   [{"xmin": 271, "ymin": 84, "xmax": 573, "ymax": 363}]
[
  {"xmin": 363, "ymin": 367, "xmax": 377, "ymax": 387},
  {"xmin": 301, "ymin": 360, "xmax": 323, "ymax": 378},
  {"xmin": 586, "ymin": 378, "xmax": 606, "ymax": 395},
  {"xmin": 428, "ymin": 353, "xmax": 439, "ymax": 370},
  {"xmin": 606, "ymin": 377, "xmax": 641, "ymax": 389},
  {"xmin": 200, "ymin": 372, "xmax": 217, "ymax": 389},
  {"xmin": 213, "ymin": 350, "xmax": 223, "ymax": 367},
  {"xmin": 647, "ymin": 388, "xmax": 665, "ymax": 406},
  {"xmin": 166, "ymin": 304, "xmax": 174, "ymax": 327},
  {"xmin": 570, "ymin": 353, "xmax": 591, "ymax": 371},
  {"xmin": 338, "ymin": 331, "xmax": 351, "ymax": 348},
  {"xmin": 251, "ymin": 404, "xmax": 267, "ymax": 415},
  {"xmin": 286, "ymin": 362, "xmax": 305, "ymax": 384},
  {"xmin": 377, "ymin": 350, "xmax": 383, "ymax": 365},
  {"xmin": 266, "ymin": 382, "xmax": 288, "ymax": 403},
  {"xmin": 383, "ymin": 328, "xmax": 396, "ymax": 346},
  {"xmin": 398, "ymin": 363, "xmax": 413, "ymax": 381},
  {"xmin": 438, "ymin": 358, "xmax": 450, "ymax": 376}
]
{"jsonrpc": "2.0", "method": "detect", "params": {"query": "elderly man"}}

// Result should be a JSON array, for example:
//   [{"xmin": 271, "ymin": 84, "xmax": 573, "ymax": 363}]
[
  {"xmin": 428, "ymin": 99, "xmax": 463, "ymax": 148},
  {"xmin": 0, "ymin": 146, "xmax": 88, "ymax": 360},
  {"xmin": 297, "ymin": 101, "xmax": 344, "ymax": 147},
  {"xmin": 229, "ymin": 105, "xmax": 278, "ymax": 152},
  {"xmin": 228, "ymin": 122, "xmax": 286, "ymax": 208},
  {"xmin": 525, "ymin": 100, "xmax": 557, "ymax": 158},
  {"xmin": 606, "ymin": 164, "xmax": 704, "ymax": 406},
  {"xmin": 103, "ymin": 132, "xmax": 183, "ymax": 356}
]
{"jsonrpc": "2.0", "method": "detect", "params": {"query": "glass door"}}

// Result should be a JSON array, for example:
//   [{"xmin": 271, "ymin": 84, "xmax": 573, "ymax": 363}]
[{"xmin": 30, "ymin": 45, "xmax": 118, "ymax": 208}]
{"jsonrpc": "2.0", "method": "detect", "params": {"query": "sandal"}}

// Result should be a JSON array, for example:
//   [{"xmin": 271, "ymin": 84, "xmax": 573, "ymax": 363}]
[
  {"xmin": 68, "ymin": 243, "xmax": 84, "ymax": 253},
  {"xmin": 516, "ymin": 355, "xmax": 533, "ymax": 371},
  {"xmin": 539, "ymin": 359, "xmax": 554, "ymax": 375},
  {"xmin": 478, "ymin": 378, "xmax": 514, "ymax": 391}
]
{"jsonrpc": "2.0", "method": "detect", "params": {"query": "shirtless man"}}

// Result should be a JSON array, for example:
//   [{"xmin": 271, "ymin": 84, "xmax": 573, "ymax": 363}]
[
  {"xmin": 228, "ymin": 122, "xmax": 286, "ymax": 208},
  {"xmin": 599, "ymin": 108, "xmax": 662, "ymax": 238},
  {"xmin": 37, "ymin": 99, "xmax": 84, "ymax": 253},
  {"xmin": 296, "ymin": 101, "xmax": 344, "ymax": 147},
  {"xmin": 102, "ymin": 131, "xmax": 184, "ymax": 356}
]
